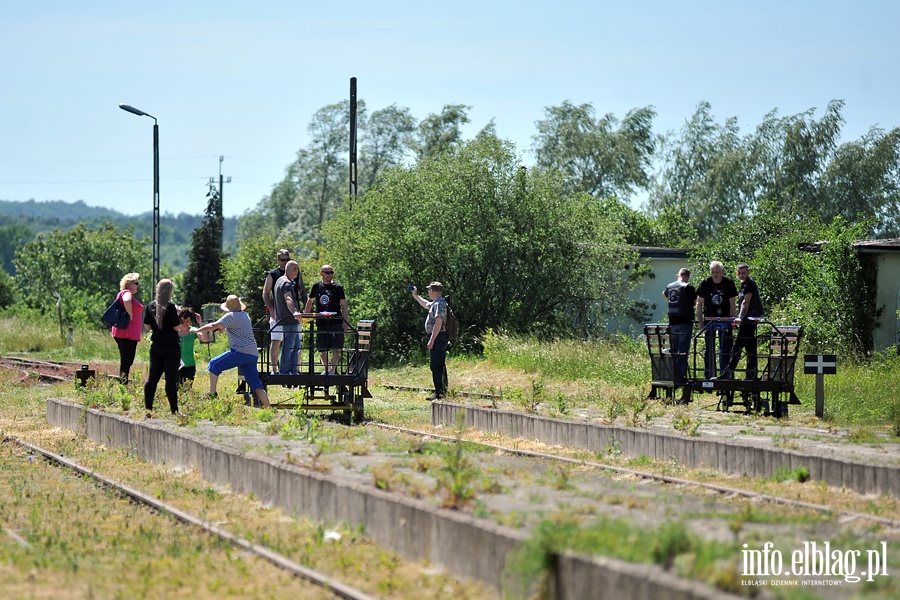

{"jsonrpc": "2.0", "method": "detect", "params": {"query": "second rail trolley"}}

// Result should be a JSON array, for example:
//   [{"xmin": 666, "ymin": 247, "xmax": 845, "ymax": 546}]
[{"xmin": 646, "ymin": 318, "xmax": 803, "ymax": 417}]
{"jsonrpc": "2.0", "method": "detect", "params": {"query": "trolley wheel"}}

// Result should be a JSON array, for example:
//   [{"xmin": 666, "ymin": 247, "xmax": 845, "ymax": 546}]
[{"xmin": 352, "ymin": 388, "xmax": 365, "ymax": 424}]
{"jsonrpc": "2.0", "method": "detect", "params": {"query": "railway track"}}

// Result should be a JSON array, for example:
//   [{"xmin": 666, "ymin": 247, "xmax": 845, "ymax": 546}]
[
  {"xmin": 2, "ymin": 434, "xmax": 376, "ymax": 600},
  {"xmin": 0, "ymin": 356, "xmax": 73, "ymax": 383},
  {"xmin": 369, "ymin": 422, "xmax": 900, "ymax": 530}
]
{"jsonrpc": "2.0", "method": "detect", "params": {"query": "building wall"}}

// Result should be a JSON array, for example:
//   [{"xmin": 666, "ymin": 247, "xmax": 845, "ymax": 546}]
[
  {"xmin": 607, "ymin": 256, "xmax": 689, "ymax": 337},
  {"xmin": 872, "ymin": 253, "xmax": 900, "ymax": 351}
]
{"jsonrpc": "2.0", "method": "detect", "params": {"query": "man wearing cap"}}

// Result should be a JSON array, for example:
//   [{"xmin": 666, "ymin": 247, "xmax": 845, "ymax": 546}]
[
  {"xmin": 303, "ymin": 264, "xmax": 349, "ymax": 375},
  {"xmin": 275, "ymin": 260, "xmax": 302, "ymax": 374},
  {"xmin": 262, "ymin": 249, "xmax": 306, "ymax": 373},
  {"xmin": 191, "ymin": 295, "xmax": 270, "ymax": 408},
  {"xmin": 411, "ymin": 282, "xmax": 449, "ymax": 400}
]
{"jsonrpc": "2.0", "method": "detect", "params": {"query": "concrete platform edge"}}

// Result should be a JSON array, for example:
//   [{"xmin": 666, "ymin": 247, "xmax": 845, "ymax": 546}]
[{"xmin": 431, "ymin": 402, "xmax": 900, "ymax": 497}]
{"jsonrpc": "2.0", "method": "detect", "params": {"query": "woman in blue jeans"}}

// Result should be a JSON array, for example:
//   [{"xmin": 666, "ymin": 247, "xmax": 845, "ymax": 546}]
[{"xmin": 190, "ymin": 295, "xmax": 271, "ymax": 408}]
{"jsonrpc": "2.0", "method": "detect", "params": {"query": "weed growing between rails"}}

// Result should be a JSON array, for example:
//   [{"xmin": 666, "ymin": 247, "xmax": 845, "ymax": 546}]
[{"xmin": 436, "ymin": 427, "xmax": 481, "ymax": 509}]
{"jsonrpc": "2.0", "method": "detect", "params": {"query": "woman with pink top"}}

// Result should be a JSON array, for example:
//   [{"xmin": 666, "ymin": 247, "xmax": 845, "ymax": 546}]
[{"xmin": 111, "ymin": 272, "xmax": 144, "ymax": 382}]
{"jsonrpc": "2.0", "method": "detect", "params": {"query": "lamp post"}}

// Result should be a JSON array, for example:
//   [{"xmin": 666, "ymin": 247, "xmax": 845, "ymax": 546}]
[{"xmin": 119, "ymin": 103, "xmax": 160, "ymax": 300}]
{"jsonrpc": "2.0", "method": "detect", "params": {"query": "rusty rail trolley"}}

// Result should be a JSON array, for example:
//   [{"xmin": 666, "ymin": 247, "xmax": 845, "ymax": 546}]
[
  {"xmin": 645, "ymin": 318, "xmax": 802, "ymax": 417},
  {"xmin": 236, "ymin": 314, "xmax": 375, "ymax": 424}
]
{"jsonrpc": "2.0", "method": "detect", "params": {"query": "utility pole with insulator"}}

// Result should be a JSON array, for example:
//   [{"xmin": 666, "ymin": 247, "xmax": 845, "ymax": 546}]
[{"xmin": 208, "ymin": 155, "xmax": 230, "ymax": 252}]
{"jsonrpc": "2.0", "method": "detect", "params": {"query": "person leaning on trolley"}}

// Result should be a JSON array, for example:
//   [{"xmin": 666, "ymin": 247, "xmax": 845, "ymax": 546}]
[
  {"xmin": 191, "ymin": 295, "xmax": 271, "ymax": 408},
  {"xmin": 303, "ymin": 264, "xmax": 349, "ymax": 375},
  {"xmin": 275, "ymin": 260, "xmax": 303, "ymax": 375},
  {"xmin": 715, "ymin": 263, "xmax": 764, "ymax": 380},
  {"xmin": 262, "ymin": 248, "xmax": 306, "ymax": 373}
]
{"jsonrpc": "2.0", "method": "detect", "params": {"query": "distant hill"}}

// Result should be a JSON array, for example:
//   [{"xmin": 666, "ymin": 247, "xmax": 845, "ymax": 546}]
[{"xmin": 0, "ymin": 199, "xmax": 238, "ymax": 275}]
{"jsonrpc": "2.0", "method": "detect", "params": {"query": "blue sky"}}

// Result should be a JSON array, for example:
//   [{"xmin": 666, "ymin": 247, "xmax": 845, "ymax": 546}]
[{"xmin": 1, "ymin": 1, "xmax": 897, "ymax": 217}]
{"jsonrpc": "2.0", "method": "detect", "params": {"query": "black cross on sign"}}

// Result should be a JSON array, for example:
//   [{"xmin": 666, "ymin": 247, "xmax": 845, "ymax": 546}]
[{"xmin": 804, "ymin": 354, "xmax": 837, "ymax": 375}]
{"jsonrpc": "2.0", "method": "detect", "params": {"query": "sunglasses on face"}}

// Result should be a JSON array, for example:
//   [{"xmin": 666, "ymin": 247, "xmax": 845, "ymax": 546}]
[{"xmin": 321, "ymin": 271, "xmax": 334, "ymax": 275}]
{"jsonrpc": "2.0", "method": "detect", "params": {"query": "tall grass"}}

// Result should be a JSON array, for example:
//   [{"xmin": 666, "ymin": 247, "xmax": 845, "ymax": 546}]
[
  {"xmin": 795, "ymin": 347, "xmax": 900, "ymax": 427},
  {"xmin": 482, "ymin": 329, "xmax": 647, "ymax": 386}
]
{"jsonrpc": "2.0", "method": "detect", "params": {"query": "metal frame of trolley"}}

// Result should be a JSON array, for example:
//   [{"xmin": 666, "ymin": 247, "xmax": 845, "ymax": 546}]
[
  {"xmin": 645, "ymin": 318, "xmax": 802, "ymax": 417},
  {"xmin": 236, "ymin": 313, "xmax": 375, "ymax": 425}
]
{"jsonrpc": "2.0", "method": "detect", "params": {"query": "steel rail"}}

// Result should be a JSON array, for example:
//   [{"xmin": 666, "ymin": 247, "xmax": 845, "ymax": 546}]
[
  {"xmin": 369, "ymin": 422, "xmax": 900, "ymax": 529},
  {"xmin": 5, "ymin": 435, "xmax": 376, "ymax": 600}
]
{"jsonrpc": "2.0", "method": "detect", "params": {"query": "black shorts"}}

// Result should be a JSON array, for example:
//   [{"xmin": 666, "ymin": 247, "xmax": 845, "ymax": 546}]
[
  {"xmin": 316, "ymin": 325, "xmax": 345, "ymax": 351},
  {"xmin": 178, "ymin": 366, "xmax": 196, "ymax": 384}
]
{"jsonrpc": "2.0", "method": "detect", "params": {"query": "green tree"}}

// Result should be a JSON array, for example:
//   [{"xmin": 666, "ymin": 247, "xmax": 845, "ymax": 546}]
[
  {"xmin": 360, "ymin": 103, "xmax": 417, "ymax": 189},
  {"xmin": 239, "ymin": 101, "xmax": 365, "ymax": 245},
  {"xmin": 0, "ymin": 267, "xmax": 14, "ymax": 308},
  {"xmin": 820, "ymin": 125, "xmax": 900, "ymax": 237},
  {"xmin": 415, "ymin": 103, "xmax": 471, "ymax": 161},
  {"xmin": 181, "ymin": 186, "xmax": 225, "ymax": 310},
  {"xmin": 220, "ymin": 231, "xmax": 315, "ymax": 321},
  {"xmin": 533, "ymin": 101, "xmax": 657, "ymax": 199},
  {"xmin": 691, "ymin": 199, "xmax": 875, "ymax": 355},
  {"xmin": 650, "ymin": 101, "xmax": 752, "ymax": 241},
  {"xmin": 326, "ymin": 135, "xmax": 638, "ymax": 360},
  {"xmin": 12, "ymin": 223, "xmax": 149, "ymax": 326},
  {"xmin": 651, "ymin": 100, "xmax": 900, "ymax": 242},
  {"xmin": 0, "ymin": 223, "xmax": 34, "ymax": 275}
]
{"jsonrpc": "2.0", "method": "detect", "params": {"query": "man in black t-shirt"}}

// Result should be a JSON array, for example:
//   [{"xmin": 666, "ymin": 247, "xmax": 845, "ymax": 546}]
[
  {"xmin": 662, "ymin": 268, "xmax": 696, "ymax": 383},
  {"xmin": 695, "ymin": 261, "xmax": 738, "ymax": 379},
  {"xmin": 303, "ymin": 264, "xmax": 349, "ymax": 375},
  {"xmin": 717, "ymin": 263, "xmax": 764, "ymax": 380}
]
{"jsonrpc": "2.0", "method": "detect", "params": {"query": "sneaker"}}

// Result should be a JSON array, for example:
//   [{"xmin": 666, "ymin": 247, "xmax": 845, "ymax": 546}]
[
  {"xmin": 145, "ymin": 411, "xmax": 152, "ymax": 419},
  {"xmin": 712, "ymin": 370, "xmax": 733, "ymax": 380}
]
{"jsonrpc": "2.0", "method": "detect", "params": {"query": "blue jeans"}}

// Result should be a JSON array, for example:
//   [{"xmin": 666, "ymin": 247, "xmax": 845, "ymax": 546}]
[
  {"xmin": 279, "ymin": 324, "xmax": 301, "ymax": 374},
  {"xmin": 704, "ymin": 322, "xmax": 733, "ymax": 379},
  {"xmin": 669, "ymin": 323, "xmax": 692, "ymax": 383},
  {"xmin": 208, "ymin": 349, "xmax": 262, "ymax": 391}
]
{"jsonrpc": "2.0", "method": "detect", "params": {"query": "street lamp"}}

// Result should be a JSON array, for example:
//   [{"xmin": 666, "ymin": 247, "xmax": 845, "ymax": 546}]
[{"xmin": 119, "ymin": 103, "xmax": 160, "ymax": 300}]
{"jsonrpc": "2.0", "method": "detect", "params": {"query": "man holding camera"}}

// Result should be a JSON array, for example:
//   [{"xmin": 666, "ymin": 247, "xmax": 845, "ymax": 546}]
[{"xmin": 411, "ymin": 282, "xmax": 449, "ymax": 400}]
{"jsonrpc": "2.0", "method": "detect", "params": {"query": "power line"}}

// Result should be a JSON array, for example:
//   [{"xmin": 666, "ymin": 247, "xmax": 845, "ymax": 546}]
[{"xmin": 0, "ymin": 176, "xmax": 210, "ymax": 185}]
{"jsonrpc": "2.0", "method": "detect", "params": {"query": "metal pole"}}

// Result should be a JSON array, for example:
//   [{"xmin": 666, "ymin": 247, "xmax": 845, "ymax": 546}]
[
  {"xmin": 815, "ymin": 373, "xmax": 824, "ymax": 418},
  {"xmin": 118, "ymin": 104, "xmax": 159, "ymax": 298},
  {"xmin": 349, "ymin": 77, "xmax": 357, "ymax": 200},
  {"xmin": 218, "ymin": 155, "xmax": 225, "ymax": 252},
  {"xmin": 152, "ymin": 122, "xmax": 160, "ymax": 299}
]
